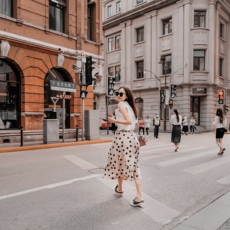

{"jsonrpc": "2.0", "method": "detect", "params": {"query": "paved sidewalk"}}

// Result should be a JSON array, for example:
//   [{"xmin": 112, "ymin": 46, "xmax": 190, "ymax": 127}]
[
  {"xmin": 0, "ymin": 130, "xmax": 114, "ymax": 153},
  {"xmin": 173, "ymin": 191, "xmax": 230, "ymax": 230}
]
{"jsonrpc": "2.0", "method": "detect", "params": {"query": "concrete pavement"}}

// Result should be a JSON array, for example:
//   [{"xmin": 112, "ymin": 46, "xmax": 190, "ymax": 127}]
[{"xmin": 0, "ymin": 131, "xmax": 230, "ymax": 230}]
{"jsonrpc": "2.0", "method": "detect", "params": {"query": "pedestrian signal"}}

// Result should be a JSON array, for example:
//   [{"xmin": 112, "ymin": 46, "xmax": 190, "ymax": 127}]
[
  {"xmin": 85, "ymin": 56, "xmax": 95, "ymax": 85},
  {"xmin": 218, "ymin": 90, "xmax": 225, "ymax": 104},
  {"xmin": 170, "ymin": 84, "xmax": 177, "ymax": 98},
  {"xmin": 224, "ymin": 105, "xmax": 229, "ymax": 114},
  {"xmin": 107, "ymin": 76, "xmax": 116, "ymax": 96},
  {"xmin": 169, "ymin": 99, "xmax": 173, "ymax": 109}
]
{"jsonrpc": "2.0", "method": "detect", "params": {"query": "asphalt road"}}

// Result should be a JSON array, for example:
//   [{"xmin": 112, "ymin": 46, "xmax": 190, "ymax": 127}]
[{"xmin": 0, "ymin": 132, "xmax": 230, "ymax": 230}]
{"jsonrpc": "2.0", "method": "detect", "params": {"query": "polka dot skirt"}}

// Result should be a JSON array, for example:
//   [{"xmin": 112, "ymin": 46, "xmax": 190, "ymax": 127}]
[{"xmin": 104, "ymin": 131, "xmax": 142, "ymax": 181}]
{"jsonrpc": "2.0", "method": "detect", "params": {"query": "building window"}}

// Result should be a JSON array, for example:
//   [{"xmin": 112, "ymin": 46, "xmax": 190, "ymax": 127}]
[
  {"xmin": 219, "ymin": 58, "xmax": 223, "ymax": 77},
  {"xmin": 136, "ymin": 61, "xmax": 144, "ymax": 79},
  {"xmin": 136, "ymin": 27, "xmax": 144, "ymax": 43},
  {"xmin": 136, "ymin": 0, "xmax": 143, "ymax": 4},
  {"xmin": 87, "ymin": 0, "xmax": 95, "ymax": 41},
  {"xmin": 193, "ymin": 50, "xmax": 205, "ymax": 71},
  {"xmin": 163, "ymin": 18, "xmax": 172, "ymax": 35},
  {"xmin": 115, "ymin": 66, "xmax": 121, "ymax": 82},
  {"xmin": 194, "ymin": 11, "xmax": 206, "ymax": 27},
  {"xmin": 49, "ymin": 0, "xmax": 66, "ymax": 33},
  {"xmin": 116, "ymin": 1, "xmax": 121, "ymax": 13},
  {"xmin": 220, "ymin": 23, "xmax": 224, "ymax": 38},
  {"xmin": 161, "ymin": 55, "xmax": 172, "ymax": 75},
  {"xmin": 108, "ymin": 37, "xmax": 113, "ymax": 52},
  {"xmin": 108, "ymin": 67, "xmax": 114, "ymax": 76},
  {"xmin": 107, "ymin": 5, "xmax": 112, "ymax": 17},
  {"xmin": 0, "ymin": 0, "xmax": 13, "ymax": 17},
  {"xmin": 115, "ymin": 35, "xmax": 121, "ymax": 50}
]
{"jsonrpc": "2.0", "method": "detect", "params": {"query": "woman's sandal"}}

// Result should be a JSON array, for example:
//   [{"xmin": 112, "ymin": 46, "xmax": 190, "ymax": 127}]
[
  {"xmin": 115, "ymin": 185, "xmax": 123, "ymax": 194},
  {"xmin": 220, "ymin": 148, "xmax": 226, "ymax": 155},
  {"xmin": 175, "ymin": 147, "xmax": 179, "ymax": 152}
]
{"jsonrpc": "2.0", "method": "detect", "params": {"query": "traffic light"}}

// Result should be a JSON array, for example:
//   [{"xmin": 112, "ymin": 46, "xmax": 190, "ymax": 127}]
[
  {"xmin": 224, "ymin": 105, "xmax": 229, "ymax": 114},
  {"xmin": 218, "ymin": 90, "xmax": 225, "ymax": 104},
  {"xmin": 85, "ymin": 56, "xmax": 95, "ymax": 85},
  {"xmin": 170, "ymin": 84, "xmax": 177, "ymax": 98},
  {"xmin": 169, "ymin": 99, "xmax": 173, "ymax": 109},
  {"xmin": 107, "ymin": 76, "xmax": 116, "ymax": 96}
]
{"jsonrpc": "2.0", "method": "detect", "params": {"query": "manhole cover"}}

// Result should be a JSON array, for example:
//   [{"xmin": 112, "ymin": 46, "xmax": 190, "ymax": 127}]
[{"xmin": 88, "ymin": 168, "xmax": 104, "ymax": 174}]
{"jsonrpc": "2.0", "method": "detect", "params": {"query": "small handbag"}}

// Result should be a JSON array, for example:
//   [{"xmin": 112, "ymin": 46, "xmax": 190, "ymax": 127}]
[
  {"xmin": 223, "ymin": 128, "xmax": 227, "ymax": 132},
  {"xmin": 138, "ymin": 136, "xmax": 146, "ymax": 147}
]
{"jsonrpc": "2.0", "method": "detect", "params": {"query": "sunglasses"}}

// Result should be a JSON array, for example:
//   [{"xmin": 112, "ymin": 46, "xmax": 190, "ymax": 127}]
[{"xmin": 116, "ymin": 92, "xmax": 125, "ymax": 97}]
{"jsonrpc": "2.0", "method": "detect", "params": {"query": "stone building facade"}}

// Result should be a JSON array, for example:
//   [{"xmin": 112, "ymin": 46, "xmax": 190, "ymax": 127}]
[
  {"xmin": 95, "ymin": 0, "xmax": 230, "ymax": 131},
  {"xmin": 0, "ymin": 0, "xmax": 103, "ymax": 139}
]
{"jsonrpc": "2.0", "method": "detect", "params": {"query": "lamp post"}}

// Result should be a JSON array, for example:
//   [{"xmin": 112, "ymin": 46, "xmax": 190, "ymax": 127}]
[{"xmin": 144, "ymin": 70, "xmax": 161, "ymax": 115}]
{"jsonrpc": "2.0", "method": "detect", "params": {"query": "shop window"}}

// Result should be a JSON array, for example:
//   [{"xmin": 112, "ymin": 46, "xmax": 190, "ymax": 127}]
[
  {"xmin": 0, "ymin": 0, "xmax": 13, "ymax": 17},
  {"xmin": 0, "ymin": 59, "xmax": 21, "ymax": 129},
  {"xmin": 163, "ymin": 18, "xmax": 172, "ymax": 35},
  {"xmin": 49, "ymin": 0, "xmax": 66, "ymax": 33},
  {"xmin": 194, "ymin": 11, "xmax": 206, "ymax": 27},
  {"xmin": 136, "ymin": 27, "xmax": 144, "ymax": 43},
  {"xmin": 193, "ymin": 50, "xmax": 205, "ymax": 71},
  {"xmin": 135, "ymin": 98, "xmax": 143, "ymax": 118},
  {"xmin": 136, "ymin": 61, "xmax": 144, "ymax": 79}
]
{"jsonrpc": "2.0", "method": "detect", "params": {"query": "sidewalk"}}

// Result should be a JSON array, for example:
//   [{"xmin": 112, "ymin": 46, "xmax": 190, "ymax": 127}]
[
  {"xmin": 0, "ymin": 130, "xmax": 114, "ymax": 154},
  {"xmin": 173, "ymin": 191, "xmax": 230, "ymax": 230}
]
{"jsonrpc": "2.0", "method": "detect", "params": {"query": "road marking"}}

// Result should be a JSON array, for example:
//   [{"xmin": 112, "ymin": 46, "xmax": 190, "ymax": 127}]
[
  {"xmin": 64, "ymin": 155, "xmax": 97, "ymax": 169},
  {"xmin": 97, "ymin": 177, "xmax": 180, "ymax": 224},
  {"xmin": 217, "ymin": 174, "xmax": 230, "ymax": 185},
  {"xmin": 157, "ymin": 149, "xmax": 215, "ymax": 166},
  {"xmin": 184, "ymin": 155, "xmax": 230, "ymax": 174},
  {"xmin": 0, "ymin": 174, "xmax": 101, "ymax": 200},
  {"xmin": 141, "ymin": 146, "xmax": 206, "ymax": 160}
]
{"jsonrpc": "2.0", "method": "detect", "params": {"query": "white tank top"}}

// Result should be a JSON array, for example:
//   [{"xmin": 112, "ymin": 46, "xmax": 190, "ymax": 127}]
[{"xmin": 115, "ymin": 101, "xmax": 137, "ymax": 131}]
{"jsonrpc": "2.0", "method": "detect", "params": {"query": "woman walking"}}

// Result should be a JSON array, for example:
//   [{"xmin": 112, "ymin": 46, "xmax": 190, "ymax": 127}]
[
  {"xmin": 104, "ymin": 86, "xmax": 144, "ymax": 207},
  {"xmin": 214, "ymin": 108, "xmax": 227, "ymax": 155},
  {"xmin": 170, "ymin": 109, "xmax": 182, "ymax": 152},
  {"xmin": 144, "ymin": 115, "xmax": 151, "ymax": 137}
]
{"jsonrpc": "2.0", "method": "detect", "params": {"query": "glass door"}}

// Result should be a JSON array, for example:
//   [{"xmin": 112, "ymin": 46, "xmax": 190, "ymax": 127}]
[{"xmin": 190, "ymin": 97, "xmax": 200, "ymax": 125}]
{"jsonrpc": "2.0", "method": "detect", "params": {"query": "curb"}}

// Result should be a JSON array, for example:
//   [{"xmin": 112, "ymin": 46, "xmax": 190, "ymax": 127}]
[{"xmin": 0, "ymin": 139, "xmax": 113, "ymax": 154}]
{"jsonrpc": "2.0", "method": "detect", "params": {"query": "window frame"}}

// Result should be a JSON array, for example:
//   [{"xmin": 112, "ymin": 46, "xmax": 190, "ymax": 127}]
[
  {"xmin": 115, "ymin": 35, "xmax": 121, "ymax": 50},
  {"xmin": 136, "ymin": 60, "xmax": 144, "ymax": 79},
  {"xmin": 194, "ymin": 11, "xmax": 206, "ymax": 28},
  {"xmin": 115, "ymin": 65, "xmax": 121, "ymax": 82},
  {"xmin": 162, "ymin": 18, "xmax": 172, "ymax": 35},
  {"xmin": 107, "ymin": 5, "xmax": 112, "ymax": 18},
  {"xmin": 116, "ymin": 1, "xmax": 121, "ymax": 13},
  {"xmin": 220, "ymin": 23, "xmax": 224, "ymax": 39},
  {"xmin": 219, "ymin": 58, "xmax": 223, "ymax": 77},
  {"xmin": 49, "ymin": 0, "xmax": 66, "ymax": 33},
  {"xmin": 108, "ymin": 67, "xmax": 114, "ymax": 77},
  {"xmin": 161, "ymin": 55, "xmax": 172, "ymax": 75},
  {"xmin": 0, "ymin": 0, "xmax": 13, "ymax": 17},
  {"xmin": 193, "ymin": 50, "xmax": 205, "ymax": 71},
  {"xmin": 136, "ymin": 27, "xmax": 144, "ymax": 43},
  {"xmin": 108, "ymin": 37, "xmax": 113, "ymax": 52}
]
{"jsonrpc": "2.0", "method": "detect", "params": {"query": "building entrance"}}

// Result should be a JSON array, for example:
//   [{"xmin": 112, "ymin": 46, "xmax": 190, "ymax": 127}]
[{"xmin": 190, "ymin": 97, "xmax": 200, "ymax": 125}]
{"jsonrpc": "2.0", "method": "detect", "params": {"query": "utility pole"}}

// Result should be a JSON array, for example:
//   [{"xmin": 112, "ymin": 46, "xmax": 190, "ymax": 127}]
[{"xmin": 164, "ymin": 59, "xmax": 167, "ymax": 131}]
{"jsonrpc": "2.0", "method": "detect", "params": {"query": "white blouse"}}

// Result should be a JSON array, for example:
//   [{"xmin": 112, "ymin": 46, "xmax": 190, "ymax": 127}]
[
  {"xmin": 170, "ymin": 114, "xmax": 182, "ymax": 125},
  {"xmin": 115, "ymin": 101, "xmax": 137, "ymax": 131},
  {"xmin": 213, "ymin": 116, "xmax": 227, "ymax": 129}
]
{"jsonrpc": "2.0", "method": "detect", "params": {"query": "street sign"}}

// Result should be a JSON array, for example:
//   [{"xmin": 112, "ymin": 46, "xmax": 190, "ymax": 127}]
[
  {"xmin": 56, "ymin": 94, "xmax": 72, "ymax": 99},
  {"xmin": 50, "ymin": 80, "xmax": 76, "ymax": 92}
]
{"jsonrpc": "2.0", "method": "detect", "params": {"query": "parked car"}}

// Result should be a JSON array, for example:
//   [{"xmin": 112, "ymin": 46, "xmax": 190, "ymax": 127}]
[{"xmin": 100, "ymin": 118, "xmax": 111, "ymax": 129}]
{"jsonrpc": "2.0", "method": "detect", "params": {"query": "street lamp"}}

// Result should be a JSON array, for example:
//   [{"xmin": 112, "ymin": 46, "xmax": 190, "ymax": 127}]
[{"xmin": 144, "ymin": 70, "xmax": 161, "ymax": 115}]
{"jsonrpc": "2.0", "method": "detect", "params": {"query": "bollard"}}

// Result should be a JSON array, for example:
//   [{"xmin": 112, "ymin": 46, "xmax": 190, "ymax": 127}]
[
  {"xmin": 76, "ymin": 125, "xmax": 78, "ymax": 142},
  {"xmin": 20, "ymin": 126, "xmax": 23, "ymax": 146}
]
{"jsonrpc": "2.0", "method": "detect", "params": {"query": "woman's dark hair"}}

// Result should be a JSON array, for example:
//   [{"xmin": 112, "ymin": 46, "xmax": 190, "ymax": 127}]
[
  {"xmin": 174, "ymin": 109, "xmax": 179, "ymax": 122},
  {"xmin": 119, "ymin": 87, "xmax": 138, "ymax": 119},
  {"xmin": 216, "ymin": 108, "xmax": 224, "ymax": 123}
]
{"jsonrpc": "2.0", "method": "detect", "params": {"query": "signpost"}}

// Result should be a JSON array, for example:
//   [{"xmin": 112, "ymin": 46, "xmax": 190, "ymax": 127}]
[{"xmin": 50, "ymin": 80, "xmax": 76, "ymax": 142}]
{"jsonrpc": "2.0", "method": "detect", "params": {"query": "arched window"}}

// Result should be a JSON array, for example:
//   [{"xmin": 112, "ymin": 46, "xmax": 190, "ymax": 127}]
[
  {"xmin": 0, "ymin": 59, "xmax": 21, "ymax": 129},
  {"xmin": 44, "ymin": 68, "xmax": 71, "ymax": 128}
]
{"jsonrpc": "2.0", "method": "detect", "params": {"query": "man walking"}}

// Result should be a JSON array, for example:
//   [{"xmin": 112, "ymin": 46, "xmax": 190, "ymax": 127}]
[{"xmin": 153, "ymin": 113, "xmax": 160, "ymax": 138}]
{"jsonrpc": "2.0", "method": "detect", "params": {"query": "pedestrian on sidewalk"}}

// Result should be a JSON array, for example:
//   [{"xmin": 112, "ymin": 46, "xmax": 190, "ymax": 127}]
[
  {"xmin": 153, "ymin": 113, "xmax": 160, "ymax": 138},
  {"xmin": 144, "ymin": 115, "xmax": 151, "ymax": 137},
  {"xmin": 190, "ymin": 116, "xmax": 196, "ymax": 134},
  {"xmin": 213, "ymin": 108, "xmax": 227, "ymax": 155},
  {"xmin": 138, "ymin": 117, "xmax": 145, "ymax": 136},
  {"xmin": 182, "ymin": 115, "xmax": 189, "ymax": 135},
  {"xmin": 170, "ymin": 109, "xmax": 182, "ymax": 152},
  {"xmin": 104, "ymin": 86, "xmax": 144, "ymax": 207}
]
